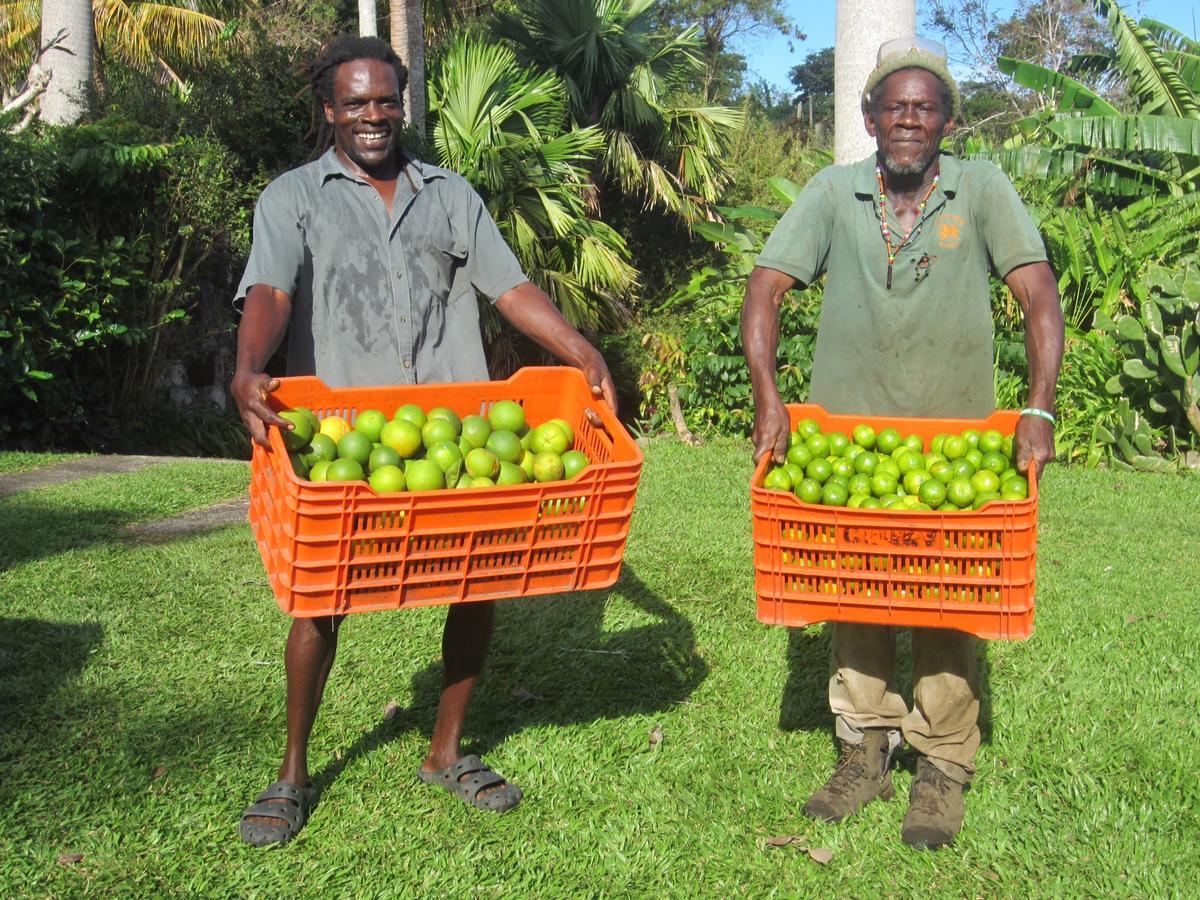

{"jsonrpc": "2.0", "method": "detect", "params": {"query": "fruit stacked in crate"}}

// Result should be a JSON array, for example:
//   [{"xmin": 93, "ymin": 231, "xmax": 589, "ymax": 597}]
[
  {"xmin": 751, "ymin": 405, "xmax": 1038, "ymax": 640},
  {"xmin": 249, "ymin": 368, "xmax": 643, "ymax": 618}
]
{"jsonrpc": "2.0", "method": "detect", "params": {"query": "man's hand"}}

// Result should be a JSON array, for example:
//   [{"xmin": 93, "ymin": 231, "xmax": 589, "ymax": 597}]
[
  {"xmin": 752, "ymin": 393, "xmax": 791, "ymax": 464},
  {"xmin": 1014, "ymin": 414, "xmax": 1054, "ymax": 480},
  {"xmin": 580, "ymin": 352, "xmax": 618, "ymax": 426},
  {"xmin": 232, "ymin": 369, "xmax": 287, "ymax": 449}
]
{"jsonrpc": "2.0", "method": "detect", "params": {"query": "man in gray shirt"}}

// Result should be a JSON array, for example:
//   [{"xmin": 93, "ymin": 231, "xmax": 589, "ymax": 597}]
[{"xmin": 232, "ymin": 35, "xmax": 618, "ymax": 847}]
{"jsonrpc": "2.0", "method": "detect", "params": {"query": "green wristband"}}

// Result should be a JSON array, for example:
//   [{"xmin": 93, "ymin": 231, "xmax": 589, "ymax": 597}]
[{"xmin": 1020, "ymin": 407, "xmax": 1055, "ymax": 424}]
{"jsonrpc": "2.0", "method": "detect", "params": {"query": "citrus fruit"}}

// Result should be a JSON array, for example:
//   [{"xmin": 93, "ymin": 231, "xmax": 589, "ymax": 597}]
[
  {"xmin": 871, "ymin": 471, "xmax": 899, "ymax": 497},
  {"xmin": 827, "ymin": 431, "xmax": 851, "ymax": 457},
  {"xmin": 821, "ymin": 481, "xmax": 849, "ymax": 506},
  {"xmin": 561, "ymin": 450, "xmax": 588, "ymax": 478},
  {"xmin": 319, "ymin": 415, "xmax": 351, "ymax": 443},
  {"xmin": 929, "ymin": 460, "xmax": 954, "ymax": 485},
  {"xmin": 289, "ymin": 451, "xmax": 310, "ymax": 478},
  {"xmin": 368, "ymin": 445, "xmax": 402, "ymax": 472},
  {"xmin": 847, "ymin": 474, "xmax": 872, "ymax": 497},
  {"xmin": 942, "ymin": 435, "xmax": 967, "ymax": 460},
  {"xmin": 427, "ymin": 441, "xmax": 464, "ymax": 484},
  {"xmin": 530, "ymin": 422, "xmax": 570, "ymax": 455},
  {"xmin": 486, "ymin": 429, "xmax": 523, "ymax": 464},
  {"xmin": 946, "ymin": 476, "xmax": 977, "ymax": 508},
  {"xmin": 860, "ymin": 497, "xmax": 883, "ymax": 509},
  {"xmin": 806, "ymin": 457, "xmax": 833, "ymax": 483},
  {"xmin": 930, "ymin": 433, "xmax": 948, "ymax": 455},
  {"xmin": 788, "ymin": 431, "xmax": 801, "ymax": 447},
  {"xmin": 308, "ymin": 460, "xmax": 331, "ymax": 482},
  {"xmin": 294, "ymin": 406, "xmax": 320, "ymax": 433},
  {"xmin": 970, "ymin": 470, "xmax": 1001, "ymax": 495},
  {"xmin": 852, "ymin": 424, "xmax": 877, "ymax": 449},
  {"xmin": 897, "ymin": 452, "xmax": 926, "ymax": 475},
  {"xmin": 787, "ymin": 444, "xmax": 813, "ymax": 469},
  {"xmin": 454, "ymin": 473, "xmax": 473, "ymax": 489},
  {"xmin": 796, "ymin": 418, "xmax": 821, "ymax": 439},
  {"xmin": 853, "ymin": 451, "xmax": 879, "ymax": 475},
  {"xmin": 804, "ymin": 434, "xmax": 830, "ymax": 458},
  {"xmin": 949, "ymin": 458, "xmax": 977, "ymax": 479},
  {"xmin": 519, "ymin": 450, "xmax": 535, "ymax": 480},
  {"xmin": 972, "ymin": 491, "xmax": 1002, "ymax": 510},
  {"xmin": 1000, "ymin": 476, "xmax": 1029, "ymax": 500},
  {"xmin": 965, "ymin": 448, "xmax": 984, "ymax": 470},
  {"xmin": 337, "ymin": 431, "xmax": 373, "ymax": 466},
  {"xmin": 427, "ymin": 406, "xmax": 462, "ymax": 435},
  {"xmin": 903, "ymin": 469, "xmax": 932, "ymax": 495},
  {"xmin": 979, "ymin": 429, "xmax": 1004, "ymax": 453},
  {"xmin": 784, "ymin": 463, "xmax": 805, "ymax": 484},
  {"xmin": 847, "ymin": 493, "xmax": 867, "ymax": 508},
  {"xmin": 405, "ymin": 459, "xmax": 444, "ymax": 491},
  {"xmin": 465, "ymin": 447, "xmax": 500, "ymax": 479},
  {"xmin": 961, "ymin": 429, "xmax": 980, "ymax": 449},
  {"xmin": 918, "ymin": 478, "xmax": 947, "ymax": 507},
  {"xmin": 460, "ymin": 415, "xmax": 492, "ymax": 449},
  {"xmin": 902, "ymin": 434, "xmax": 924, "ymax": 454},
  {"xmin": 547, "ymin": 418, "xmax": 575, "ymax": 449},
  {"xmin": 830, "ymin": 458, "xmax": 855, "ymax": 480},
  {"xmin": 876, "ymin": 428, "xmax": 901, "ymax": 455},
  {"xmin": 418, "ymin": 418, "xmax": 454, "ymax": 450},
  {"xmin": 532, "ymin": 452, "xmax": 565, "ymax": 483},
  {"xmin": 353, "ymin": 409, "xmax": 388, "ymax": 442},
  {"xmin": 327, "ymin": 457, "xmax": 365, "ymax": 482},
  {"xmin": 368, "ymin": 464, "xmax": 405, "ymax": 493},
  {"xmin": 980, "ymin": 450, "xmax": 1009, "ymax": 475},
  {"xmin": 497, "ymin": 461, "xmax": 527, "ymax": 485},
  {"xmin": 795, "ymin": 478, "xmax": 823, "ymax": 504},
  {"xmin": 380, "ymin": 419, "xmax": 422, "ymax": 458},
  {"xmin": 488, "ymin": 400, "xmax": 526, "ymax": 434},
  {"xmin": 843, "ymin": 443, "xmax": 864, "ymax": 461},
  {"xmin": 305, "ymin": 433, "xmax": 338, "ymax": 465},
  {"xmin": 278, "ymin": 411, "xmax": 313, "ymax": 451},
  {"xmin": 470, "ymin": 476, "xmax": 495, "ymax": 488},
  {"xmin": 764, "ymin": 467, "xmax": 792, "ymax": 491},
  {"xmin": 1002, "ymin": 435, "xmax": 1014, "ymax": 458},
  {"xmin": 876, "ymin": 458, "xmax": 901, "ymax": 478},
  {"xmin": 394, "ymin": 403, "xmax": 426, "ymax": 430}
]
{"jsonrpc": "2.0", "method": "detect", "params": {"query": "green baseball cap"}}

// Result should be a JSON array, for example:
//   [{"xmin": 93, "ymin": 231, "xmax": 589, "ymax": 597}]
[{"xmin": 861, "ymin": 36, "xmax": 961, "ymax": 121}]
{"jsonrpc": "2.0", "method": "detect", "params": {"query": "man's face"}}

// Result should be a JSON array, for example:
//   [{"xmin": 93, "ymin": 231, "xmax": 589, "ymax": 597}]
[
  {"xmin": 864, "ymin": 68, "xmax": 953, "ymax": 177},
  {"xmin": 324, "ymin": 58, "xmax": 405, "ymax": 176}
]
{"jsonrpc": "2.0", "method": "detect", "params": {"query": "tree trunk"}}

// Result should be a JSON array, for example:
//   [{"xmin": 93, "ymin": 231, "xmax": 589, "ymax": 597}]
[
  {"xmin": 833, "ymin": 0, "xmax": 916, "ymax": 163},
  {"xmin": 38, "ymin": 0, "xmax": 94, "ymax": 125},
  {"xmin": 389, "ymin": 0, "xmax": 425, "ymax": 136},
  {"xmin": 359, "ymin": 0, "xmax": 378, "ymax": 36}
]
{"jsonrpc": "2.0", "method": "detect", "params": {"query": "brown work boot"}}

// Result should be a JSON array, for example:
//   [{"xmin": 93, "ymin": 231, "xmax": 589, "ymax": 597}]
[
  {"xmin": 901, "ymin": 756, "xmax": 965, "ymax": 850},
  {"xmin": 802, "ymin": 729, "xmax": 895, "ymax": 823}
]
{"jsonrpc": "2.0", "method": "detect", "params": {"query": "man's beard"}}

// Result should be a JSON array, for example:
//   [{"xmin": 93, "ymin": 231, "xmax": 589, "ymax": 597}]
[{"xmin": 880, "ymin": 145, "xmax": 938, "ymax": 176}]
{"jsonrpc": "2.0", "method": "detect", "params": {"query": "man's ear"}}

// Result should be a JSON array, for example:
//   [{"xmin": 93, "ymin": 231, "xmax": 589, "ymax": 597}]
[
  {"xmin": 863, "ymin": 108, "xmax": 878, "ymax": 138},
  {"xmin": 323, "ymin": 101, "xmax": 335, "ymax": 126}
]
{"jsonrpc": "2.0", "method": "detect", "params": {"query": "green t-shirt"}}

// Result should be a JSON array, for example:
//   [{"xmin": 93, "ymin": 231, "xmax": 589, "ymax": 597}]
[{"xmin": 757, "ymin": 153, "xmax": 1047, "ymax": 418}]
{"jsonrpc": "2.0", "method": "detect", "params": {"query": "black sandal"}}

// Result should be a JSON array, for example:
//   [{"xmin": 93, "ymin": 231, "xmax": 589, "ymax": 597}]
[
  {"xmin": 238, "ymin": 780, "xmax": 317, "ymax": 847},
  {"xmin": 417, "ymin": 754, "xmax": 523, "ymax": 812}
]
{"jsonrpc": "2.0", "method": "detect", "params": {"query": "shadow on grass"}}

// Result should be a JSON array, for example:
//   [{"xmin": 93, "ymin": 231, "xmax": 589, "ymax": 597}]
[
  {"xmin": 310, "ymin": 566, "xmax": 705, "ymax": 795},
  {"xmin": 0, "ymin": 497, "xmax": 137, "ymax": 572},
  {"xmin": 778, "ymin": 624, "xmax": 994, "ymax": 760},
  {"xmin": 0, "ymin": 617, "xmax": 104, "ymax": 733}
]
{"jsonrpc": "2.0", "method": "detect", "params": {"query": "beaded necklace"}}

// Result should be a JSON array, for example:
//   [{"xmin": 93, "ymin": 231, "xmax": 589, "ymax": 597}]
[{"xmin": 876, "ymin": 164, "xmax": 939, "ymax": 289}]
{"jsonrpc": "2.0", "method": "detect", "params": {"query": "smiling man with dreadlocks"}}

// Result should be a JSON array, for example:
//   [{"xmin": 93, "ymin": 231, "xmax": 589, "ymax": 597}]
[{"xmin": 230, "ymin": 35, "xmax": 618, "ymax": 847}]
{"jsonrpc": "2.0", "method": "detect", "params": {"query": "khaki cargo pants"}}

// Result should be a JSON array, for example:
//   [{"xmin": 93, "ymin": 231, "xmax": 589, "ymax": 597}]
[{"xmin": 829, "ymin": 622, "xmax": 980, "ymax": 784}]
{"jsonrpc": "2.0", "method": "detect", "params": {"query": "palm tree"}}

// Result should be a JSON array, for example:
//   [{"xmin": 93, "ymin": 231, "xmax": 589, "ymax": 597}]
[
  {"xmin": 491, "ymin": 0, "xmax": 744, "ymax": 223},
  {"xmin": 427, "ymin": 37, "xmax": 636, "ymax": 337},
  {"xmin": 1, "ymin": 0, "xmax": 227, "ymax": 94},
  {"xmin": 389, "ymin": 0, "xmax": 425, "ymax": 134},
  {"xmin": 36, "ymin": 0, "xmax": 94, "ymax": 124}
]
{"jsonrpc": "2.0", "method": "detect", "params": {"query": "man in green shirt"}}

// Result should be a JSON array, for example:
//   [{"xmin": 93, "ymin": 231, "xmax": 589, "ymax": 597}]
[
  {"xmin": 231, "ymin": 35, "xmax": 617, "ymax": 847},
  {"xmin": 742, "ymin": 37, "xmax": 1063, "ymax": 849}
]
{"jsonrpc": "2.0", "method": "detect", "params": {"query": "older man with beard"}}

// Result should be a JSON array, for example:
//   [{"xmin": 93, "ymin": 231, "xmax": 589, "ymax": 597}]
[{"xmin": 741, "ymin": 37, "xmax": 1063, "ymax": 849}]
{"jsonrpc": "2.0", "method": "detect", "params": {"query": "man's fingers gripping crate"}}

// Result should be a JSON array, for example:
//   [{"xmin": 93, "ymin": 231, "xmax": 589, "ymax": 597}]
[
  {"xmin": 750, "ymin": 405, "xmax": 1038, "ymax": 640},
  {"xmin": 248, "ymin": 367, "xmax": 643, "ymax": 617}
]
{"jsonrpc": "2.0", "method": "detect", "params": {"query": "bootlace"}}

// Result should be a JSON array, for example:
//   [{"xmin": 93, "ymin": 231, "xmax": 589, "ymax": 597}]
[{"xmin": 824, "ymin": 742, "xmax": 869, "ymax": 798}]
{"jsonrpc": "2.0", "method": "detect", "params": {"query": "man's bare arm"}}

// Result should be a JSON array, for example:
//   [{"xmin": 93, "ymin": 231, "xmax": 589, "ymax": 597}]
[
  {"xmin": 742, "ymin": 266, "xmax": 798, "ymax": 463},
  {"xmin": 1004, "ymin": 261, "xmax": 1064, "ymax": 478},
  {"xmin": 232, "ymin": 285, "xmax": 293, "ymax": 448}
]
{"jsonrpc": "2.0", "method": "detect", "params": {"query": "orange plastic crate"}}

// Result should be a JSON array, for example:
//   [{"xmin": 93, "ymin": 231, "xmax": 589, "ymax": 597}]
[
  {"xmin": 248, "ymin": 367, "xmax": 643, "ymax": 617},
  {"xmin": 751, "ymin": 405, "xmax": 1038, "ymax": 640}
]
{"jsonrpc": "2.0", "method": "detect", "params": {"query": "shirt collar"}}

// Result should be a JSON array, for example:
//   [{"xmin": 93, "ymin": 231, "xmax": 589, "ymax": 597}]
[
  {"xmin": 317, "ymin": 146, "xmax": 446, "ymax": 191},
  {"xmin": 852, "ymin": 151, "xmax": 961, "ymax": 200}
]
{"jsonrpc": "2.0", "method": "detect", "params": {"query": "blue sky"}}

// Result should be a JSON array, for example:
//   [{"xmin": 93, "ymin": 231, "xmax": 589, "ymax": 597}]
[{"xmin": 735, "ymin": 0, "xmax": 1200, "ymax": 93}]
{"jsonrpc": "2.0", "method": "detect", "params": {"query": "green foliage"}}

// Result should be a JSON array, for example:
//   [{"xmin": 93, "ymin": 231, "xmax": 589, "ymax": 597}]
[
  {"xmin": 1095, "ymin": 258, "xmax": 1200, "ymax": 459},
  {"xmin": 0, "ymin": 121, "xmax": 253, "ymax": 442}
]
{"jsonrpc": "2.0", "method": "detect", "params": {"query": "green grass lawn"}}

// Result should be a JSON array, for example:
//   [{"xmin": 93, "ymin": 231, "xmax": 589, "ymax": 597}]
[
  {"xmin": 0, "ymin": 452, "xmax": 85, "ymax": 476},
  {"xmin": 1, "ymin": 445, "xmax": 1197, "ymax": 896}
]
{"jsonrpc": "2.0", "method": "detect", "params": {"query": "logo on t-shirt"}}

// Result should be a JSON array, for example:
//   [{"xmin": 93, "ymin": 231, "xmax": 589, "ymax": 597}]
[{"xmin": 936, "ymin": 213, "xmax": 965, "ymax": 250}]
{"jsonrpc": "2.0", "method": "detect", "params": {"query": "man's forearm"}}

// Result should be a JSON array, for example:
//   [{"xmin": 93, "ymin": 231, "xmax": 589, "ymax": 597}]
[
  {"xmin": 1024, "ymin": 291, "xmax": 1064, "ymax": 412},
  {"xmin": 495, "ymin": 283, "xmax": 601, "ymax": 369},
  {"xmin": 741, "ymin": 278, "xmax": 784, "ymax": 406},
  {"xmin": 236, "ymin": 287, "xmax": 292, "ymax": 375}
]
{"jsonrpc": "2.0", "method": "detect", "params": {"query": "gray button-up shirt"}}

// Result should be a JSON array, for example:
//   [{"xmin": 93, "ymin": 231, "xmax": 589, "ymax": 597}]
[{"xmin": 234, "ymin": 148, "xmax": 528, "ymax": 386}]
